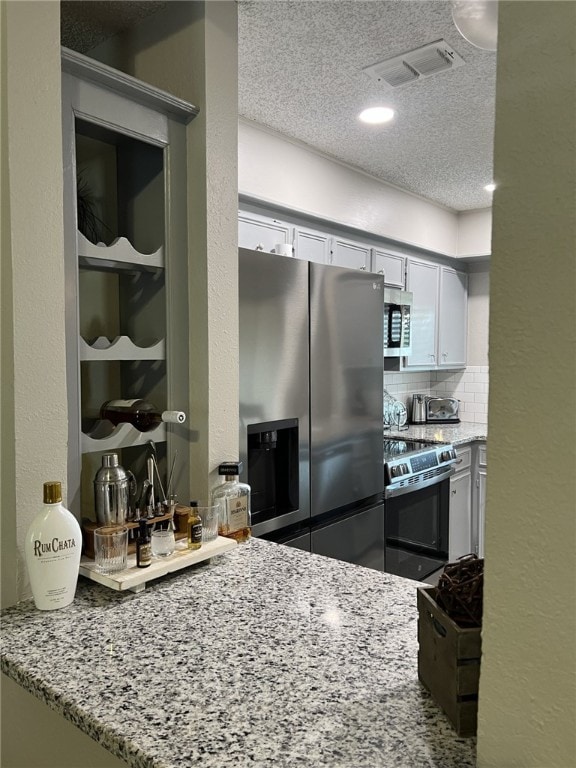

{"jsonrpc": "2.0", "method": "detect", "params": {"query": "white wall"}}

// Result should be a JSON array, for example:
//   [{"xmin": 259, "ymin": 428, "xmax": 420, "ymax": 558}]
[
  {"xmin": 240, "ymin": 119, "xmax": 460, "ymax": 256},
  {"xmin": 477, "ymin": 2, "xmax": 576, "ymax": 765},
  {"xmin": 457, "ymin": 209, "xmax": 492, "ymax": 257},
  {"xmin": 239, "ymin": 119, "xmax": 492, "ymax": 259},
  {"xmin": 467, "ymin": 268, "xmax": 490, "ymax": 367},
  {"xmin": 1, "ymin": 0, "xmax": 239, "ymax": 604},
  {"xmin": 1, "ymin": 0, "xmax": 67, "ymax": 608}
]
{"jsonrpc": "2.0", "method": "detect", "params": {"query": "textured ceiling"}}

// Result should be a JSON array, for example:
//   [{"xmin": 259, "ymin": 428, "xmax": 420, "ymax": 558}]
[
  {"xmin": 61, "ymin": 0, "xmax": 497, "ymax": 212},
  {"xmin": 238, "ymin": 0, "xmax": 496, "ymax": 212}
]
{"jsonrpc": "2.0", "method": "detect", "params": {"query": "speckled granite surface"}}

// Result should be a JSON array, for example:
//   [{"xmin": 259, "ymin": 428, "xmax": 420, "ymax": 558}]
[
  {"xmin": 385, "ymin": 422, "xmax": 487, "ymax": 446},
  {"xmin": 1, "ymin": 539, "xmax": 476, "ymax": 768}
]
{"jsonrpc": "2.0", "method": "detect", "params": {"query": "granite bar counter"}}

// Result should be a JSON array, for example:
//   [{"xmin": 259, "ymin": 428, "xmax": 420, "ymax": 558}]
[
  {"xmin": 386, "ymin": 422, "xmax": 487, "ymax": 446},
  {"xmin": 1, "ymin": 539, "xmax": 476, "ymax": 768}
]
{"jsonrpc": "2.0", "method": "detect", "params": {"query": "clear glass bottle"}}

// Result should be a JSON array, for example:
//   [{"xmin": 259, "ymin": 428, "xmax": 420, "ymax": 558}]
[
  {"xmin": 187, "ymin": 501, "xmax": 203, "ymax": 550},
  {"xmin": 212, "ymin": 462, "xmax": 251, "ymax": 543},
  {"xmin": 24, "ymin": 481, "xmax": 82, "ymax": 610}
]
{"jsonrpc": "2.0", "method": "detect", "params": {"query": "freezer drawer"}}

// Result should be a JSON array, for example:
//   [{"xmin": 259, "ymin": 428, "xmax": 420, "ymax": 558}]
[
  {"xmin": 311, "ymin": 504, "xmax": 385, "ymax": 572},
  {"xmin": 282, "ymin": 532, "xmax": 312, "ymax": 552}
]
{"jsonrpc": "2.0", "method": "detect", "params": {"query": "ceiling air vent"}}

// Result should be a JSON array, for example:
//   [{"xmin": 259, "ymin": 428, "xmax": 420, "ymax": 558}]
[{"xmin": 363, "ymin": 39, "xmax": 465, "ymax": 88}]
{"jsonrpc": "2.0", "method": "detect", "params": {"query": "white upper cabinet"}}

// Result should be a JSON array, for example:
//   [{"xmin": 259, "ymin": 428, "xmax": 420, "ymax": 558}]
[
  {"xmin": 330, "ymin": 236, "xmax": 370, "ymax": 270},
  {"xmin": 294, "ymin": 227, "xmax": 330, "ymax": 263},
  {"xmin": 438, "ymin": 267, "xmax": 468, "ymax": 367},
  {"xmin": 405, "ymin": 259, "xmax": 467, "ymax": 370},
  {"xmin": 371, "ymin": 248, "xmax": 405, "ymax": 287},
  {"xmin": 405, "ymin": 260, "xmax": 439, "ymax": 367},
  {"xmin": 238, "ymin": 211, "xmax": 293, "ymax": 254}
]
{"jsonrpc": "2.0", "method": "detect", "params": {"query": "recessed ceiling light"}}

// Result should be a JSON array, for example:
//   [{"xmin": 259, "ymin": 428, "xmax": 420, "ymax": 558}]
[
  {"xmin": 358, "ymin": 107, "xmax": 395, "ymax": 124},
  {"xmin": 484, "ymin": 183, "xmax": 496, "ymax": 193}
]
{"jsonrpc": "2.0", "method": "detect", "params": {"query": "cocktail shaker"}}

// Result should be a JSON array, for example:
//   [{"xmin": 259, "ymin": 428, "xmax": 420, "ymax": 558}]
[{"xmin": 94, "ymin": 453, "xmax": 135, "ymax": 525}]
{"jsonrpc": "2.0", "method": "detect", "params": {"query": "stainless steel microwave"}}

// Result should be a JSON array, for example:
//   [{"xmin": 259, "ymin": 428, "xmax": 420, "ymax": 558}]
[{"xmin": 384, "ymin": 288, "xmax": 412, "ymax": 357}]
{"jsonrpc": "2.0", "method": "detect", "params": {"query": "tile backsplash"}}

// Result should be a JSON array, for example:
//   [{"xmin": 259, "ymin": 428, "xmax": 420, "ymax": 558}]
[{"xmin": 383, "ymin": 366, "xmax": 489, "ymax": 425}]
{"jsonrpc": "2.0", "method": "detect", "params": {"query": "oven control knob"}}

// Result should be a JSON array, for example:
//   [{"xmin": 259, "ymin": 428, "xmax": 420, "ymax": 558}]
[
  {"xmin": 402, "ymin": 463, "xmax": 409, "ymax": 474},
  {"xmin": 441, "ymin": 449, "xmax": 455, "ymax": 462}
]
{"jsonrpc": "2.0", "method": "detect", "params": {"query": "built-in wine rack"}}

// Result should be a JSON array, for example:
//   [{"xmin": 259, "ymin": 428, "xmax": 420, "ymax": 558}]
[{"xmin": 62, "ymin": 47, "xmax": 198, "ymax": 521}]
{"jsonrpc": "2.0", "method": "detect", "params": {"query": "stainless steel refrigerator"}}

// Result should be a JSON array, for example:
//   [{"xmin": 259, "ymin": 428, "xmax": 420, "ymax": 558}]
[{"xmin": 239, "ymin": 248, "xmax": 385, "ymax": 571}]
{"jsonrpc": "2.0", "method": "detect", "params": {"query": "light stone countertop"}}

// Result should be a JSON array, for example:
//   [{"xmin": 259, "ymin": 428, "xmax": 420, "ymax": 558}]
[
  {"xmin": 0, "ymin": 539, "xmax": 476, "ymax": 768},
  {"xmin": 385, "ymin": 422, "xmax": 487, "ymax": 446}
]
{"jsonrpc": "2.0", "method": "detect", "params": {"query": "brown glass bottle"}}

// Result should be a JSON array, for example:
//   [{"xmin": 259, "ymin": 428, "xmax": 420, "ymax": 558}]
[
  {"xmin": 187, "ymin": 501, "xmax": 203, "ymax": 550},
  {"xmin": 136, "ymin": 519, "xmax": 152, "ymax": 568},
  {"xmin": 100, "ymin": 399, "xmax": 186, "ymax": 432}
]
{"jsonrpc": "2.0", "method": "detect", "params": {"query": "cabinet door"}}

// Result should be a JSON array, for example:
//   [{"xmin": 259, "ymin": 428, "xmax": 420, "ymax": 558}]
[
  {"xmin": 475, "ymin": 453, "xmax": 487, "ymax": 558},
  {"xmin": 449, "ymin": 470, "xmax": 472, "ymax": 561},
  {"xmin": 371, "ymin": 249, "xmax": 405, "ymax": 287},
  {"xmin": 330, "ymin": 236, "xmax": 370, "ymax": 270},
  {"xmin": 238, "ymin": 211, "xmax": 292, "ymax": 253},
  {"xmin": 405, "ymin": 259, "xmax": 439, "ymax": 368},
  {"xmin": 438, "ymin": 267, "xmax": 468, "ymax": 368},
  {"xmin": 294, "ymin": 227, "xmax": 330, "ymax": 263},
  {"xmin": 477, "ymin": 471, "xmax": 487, "ymax": 558}
]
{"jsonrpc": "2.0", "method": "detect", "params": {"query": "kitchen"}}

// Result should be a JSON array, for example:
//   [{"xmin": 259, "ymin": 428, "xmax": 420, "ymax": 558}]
[{"xmin": 2, "ymin": 2, "xmax": 575, "ymax": 768}]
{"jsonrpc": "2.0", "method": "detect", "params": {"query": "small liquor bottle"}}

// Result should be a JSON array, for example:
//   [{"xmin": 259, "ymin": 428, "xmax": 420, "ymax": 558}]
[
  {"xmin": 187, "ymin": 501, "xmax": 203, "ymax": 550},
  {"xmin": 136, "ymin": 519, "xmax": 152, "ymax": 568},
  {"xmin": 212, "ymin": 462, "xmax": 251, "ymax": 543},
  {"xmin": 100, "ymin": 399, "xmax": 186, "ymax": 432}
]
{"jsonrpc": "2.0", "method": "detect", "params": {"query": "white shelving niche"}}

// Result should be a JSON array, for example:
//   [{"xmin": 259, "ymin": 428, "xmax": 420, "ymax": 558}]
[{"xmin": 62, "ymin": 47, "xmax": 198, "ymax": 524}]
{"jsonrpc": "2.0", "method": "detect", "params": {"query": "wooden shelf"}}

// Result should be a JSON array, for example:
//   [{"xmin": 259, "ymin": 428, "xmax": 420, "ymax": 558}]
[
  {"xmin": 77, "ymin": 231, "xmax": 164, "ymax": 271},
  {"xmin": 80, "ymin": 335, "xmax": 165, "ymax": 361},
  {"xmin": 81, "ymin": 421, "xmax": 167, "ymax": 453},
  {"xmin": 79, "ymin": 536, "xmax": 238, "ymax": 592}
]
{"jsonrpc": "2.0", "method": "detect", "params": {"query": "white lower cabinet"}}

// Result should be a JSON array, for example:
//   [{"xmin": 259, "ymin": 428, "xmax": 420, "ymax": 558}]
[
  {"xmin": 449, "ymin": 445, "xmax": 472, "ymax": 560},
  {"xmin": 450, "ymin": 441, "xmax": 487, "ymax": 560},
  {"xmin": 474, "ymin": 444, "xmax": 487, "ymax": 558}
]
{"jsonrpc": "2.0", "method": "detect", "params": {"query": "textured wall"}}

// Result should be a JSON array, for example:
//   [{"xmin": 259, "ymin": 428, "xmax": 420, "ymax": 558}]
[
  {"xmin": 1, "ymin": 0, "xmax": 67, "ymax": 607},
  {"xmin": 477, "ymin": 2, "xmax": 576, "ymax": 765}
]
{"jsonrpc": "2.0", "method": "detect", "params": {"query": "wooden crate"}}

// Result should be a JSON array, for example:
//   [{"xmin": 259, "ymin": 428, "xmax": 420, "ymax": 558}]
[{"xmin": 417, "ymin": 586, "xmax": 482, "ymax": 737}]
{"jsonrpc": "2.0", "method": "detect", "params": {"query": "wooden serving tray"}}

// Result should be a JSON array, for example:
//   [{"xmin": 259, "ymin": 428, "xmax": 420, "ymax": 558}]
[{"xmin": 79, "ymin": 536, "xmax": 237, "ymax": 593}]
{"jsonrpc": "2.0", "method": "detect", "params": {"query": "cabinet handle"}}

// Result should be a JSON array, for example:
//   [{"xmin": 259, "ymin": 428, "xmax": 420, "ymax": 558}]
[
  {"xmin": 359, "ymin": 265, "xmax": 366, "ymax": 270},
  {"xmin": 455, "ymin": 458, "xmax": 463, "ymax": 465},
  {"xmin": 451, "ymin": 489, "xmax": 456, "ymax": 495}
]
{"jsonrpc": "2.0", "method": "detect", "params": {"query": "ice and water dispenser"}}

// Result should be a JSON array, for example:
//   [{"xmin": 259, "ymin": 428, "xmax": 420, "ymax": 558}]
[{"xmin": 246, "ymin": 419, "xmax": 299, "ymax": 527}]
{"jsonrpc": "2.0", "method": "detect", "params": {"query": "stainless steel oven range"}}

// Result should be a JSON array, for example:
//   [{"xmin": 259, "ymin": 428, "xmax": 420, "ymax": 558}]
[{"xmin": 384, "ymin": 438, "xmax": 457, "ymax": 581}]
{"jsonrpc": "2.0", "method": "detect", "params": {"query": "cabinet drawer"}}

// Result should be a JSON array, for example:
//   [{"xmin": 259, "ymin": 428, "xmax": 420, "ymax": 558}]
[
  {"xmin": 478, "ymin": 444, "xmax": 487, "ymax": 467},
  {"xmin": 454, "ymin": 445, "xmax": 472, "ymax": 473}
]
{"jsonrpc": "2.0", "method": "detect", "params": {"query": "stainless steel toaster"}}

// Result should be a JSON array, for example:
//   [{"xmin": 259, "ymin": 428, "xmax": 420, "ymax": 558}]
[{"xmin": 425, "ymin": 397, "xmax": 460, "ymax": 423}]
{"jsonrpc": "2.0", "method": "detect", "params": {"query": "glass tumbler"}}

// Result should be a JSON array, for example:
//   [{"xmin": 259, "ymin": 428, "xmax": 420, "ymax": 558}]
[
  {"xmin": 151, "ymin": 526, "xmax": 175, "ymax": 558},
  {"xmin": 197, "ymin": 503, "xmax": 219, "ymax": 543},
  {"xmin": 94, "ymin": 526, "xmax": 129, "ymax": 573}
]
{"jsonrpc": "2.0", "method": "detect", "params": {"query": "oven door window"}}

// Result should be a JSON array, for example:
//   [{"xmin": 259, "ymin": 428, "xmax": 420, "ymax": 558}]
[{"xmin": 385, "ymin": 480, "xmax": 449, "ymax": 557}]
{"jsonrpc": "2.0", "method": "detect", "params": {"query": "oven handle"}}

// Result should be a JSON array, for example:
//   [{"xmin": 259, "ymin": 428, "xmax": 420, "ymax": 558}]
[{"xmin": 384, "ymin": 465, "xmax": 455, "ymax": 499}]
